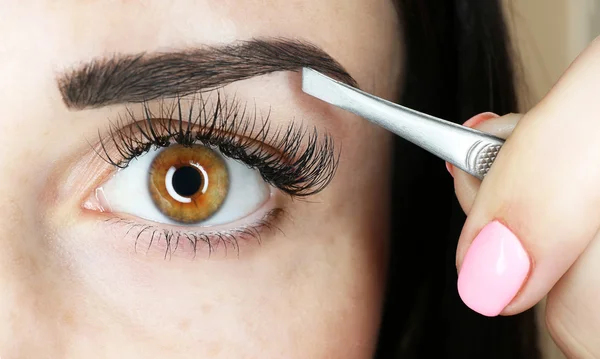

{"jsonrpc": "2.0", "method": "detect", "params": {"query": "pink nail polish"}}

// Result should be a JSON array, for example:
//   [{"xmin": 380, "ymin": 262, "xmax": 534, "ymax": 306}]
[
  {"xmin": 462, "ymin": 112, "xmax": 500, "ymax": 128},
  {"xmin": 457, "ymin": 221, "xmax": 530, "ymax": 316}
]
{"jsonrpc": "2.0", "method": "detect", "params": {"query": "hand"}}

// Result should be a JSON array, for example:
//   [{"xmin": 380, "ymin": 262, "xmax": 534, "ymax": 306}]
[{"xmin": 450, "ymin": 37, "xmax": 600, "ymax": 358}]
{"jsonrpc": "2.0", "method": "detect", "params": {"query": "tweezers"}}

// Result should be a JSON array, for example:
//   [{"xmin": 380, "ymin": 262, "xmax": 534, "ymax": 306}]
[{"xmin": 301, "ymin": 67, "xmax": 505, "ymax": 180}]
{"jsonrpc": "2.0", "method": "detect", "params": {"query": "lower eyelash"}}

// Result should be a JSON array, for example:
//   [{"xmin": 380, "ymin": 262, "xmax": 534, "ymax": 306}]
[{"xmin": 105, "ymin": 208, "xmax": 285, "ymax": 259}]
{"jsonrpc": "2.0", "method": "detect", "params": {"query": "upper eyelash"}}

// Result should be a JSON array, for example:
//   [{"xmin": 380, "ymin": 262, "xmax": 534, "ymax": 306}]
[{"xmin": 95, "ymin": 92, "xmax": 340, "ymax": 196}]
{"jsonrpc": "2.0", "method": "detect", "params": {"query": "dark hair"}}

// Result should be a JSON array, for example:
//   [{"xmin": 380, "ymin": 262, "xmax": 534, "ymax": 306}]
[{"xmin": 376, "ymin": 1, "xmax": 540, "ymax": 358}]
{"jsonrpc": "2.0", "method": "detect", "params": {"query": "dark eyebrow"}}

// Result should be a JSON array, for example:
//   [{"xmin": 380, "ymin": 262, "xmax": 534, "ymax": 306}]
[{"xmin": 57, "ymin": 38, "xmax": 357, "ymax": 110}]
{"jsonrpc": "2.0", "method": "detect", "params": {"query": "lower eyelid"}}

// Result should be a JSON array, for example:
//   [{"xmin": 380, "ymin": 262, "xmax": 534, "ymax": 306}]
[
  {"xmin": 88, "ymin": 197, "xmax": 285, "ymax": 260},
  {"xmin": 122, "ymin": 208, "xmax": 284, "ymax": 260}
]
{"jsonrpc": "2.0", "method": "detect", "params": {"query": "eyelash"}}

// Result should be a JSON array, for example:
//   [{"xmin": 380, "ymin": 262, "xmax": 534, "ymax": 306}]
[
  {"xmin": 96, "ymin": 93, "xmax": 339, "ymax": 197},
  {"xmin": 105, "ymin": 209, "xmax": 285, "ymax": 259}
]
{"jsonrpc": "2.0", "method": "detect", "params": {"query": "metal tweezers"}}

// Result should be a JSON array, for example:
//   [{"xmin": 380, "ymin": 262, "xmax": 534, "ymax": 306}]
[{"xmin": 301, "ymin": 68, "xmax": 505, "ymax": 180}]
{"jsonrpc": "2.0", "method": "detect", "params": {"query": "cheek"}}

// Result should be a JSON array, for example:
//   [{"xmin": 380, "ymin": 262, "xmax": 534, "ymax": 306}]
[
  {"xmin": 0, "ymin": 201, "xmax": 86, "ymax": 357},
  {"xmin": 48, "ymin": 216, "xmax": 386, "ymax": 358}
]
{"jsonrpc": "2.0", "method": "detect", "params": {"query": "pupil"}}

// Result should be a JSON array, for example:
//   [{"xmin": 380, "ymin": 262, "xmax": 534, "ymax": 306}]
[{"xmin": 172, "ymin": 166, "xmax": 202, "ymax": 197}]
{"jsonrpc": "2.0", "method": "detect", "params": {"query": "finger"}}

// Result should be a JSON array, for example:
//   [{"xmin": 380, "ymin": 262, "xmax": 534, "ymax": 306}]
[
  {"xmin": 451, "ymin": 113, "xmax": 523, "ymax": 214},
  {"xmin": 455, "ymin": 36, "xmax": 600, "ymax": 317},
  {"xmin": 545, "ymin": 231, "xmax": 600, "ymax": 357}
]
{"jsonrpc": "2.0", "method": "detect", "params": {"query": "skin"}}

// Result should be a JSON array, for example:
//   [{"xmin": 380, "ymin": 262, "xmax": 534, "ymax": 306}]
[{"xmin": 0, "ymin": 1, "xmax": 401, "ymax": 358}]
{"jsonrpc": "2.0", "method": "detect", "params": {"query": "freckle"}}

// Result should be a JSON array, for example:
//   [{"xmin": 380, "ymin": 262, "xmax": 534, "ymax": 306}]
[
  {"xmin": 178, "ymin": 319, "xmax": 191, "ymax": 332},
  {"xmin": 60, "ymin": 309, "xmax": 76, "ymax": 328},
  {"xmin": 207, "ymin": 342, "xmax": 222, "ymax": 356},
  {"xmin": 19, "ymin": 173, "xmax": 30, "ymax": 185},
  {"xmin": 201, "ymin": 304, "xmax": 212, "ymax": 314}
]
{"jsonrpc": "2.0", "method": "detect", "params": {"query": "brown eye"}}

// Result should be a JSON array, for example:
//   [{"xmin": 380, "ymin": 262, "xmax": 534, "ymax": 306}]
[{"xmin": 148, "ymin": 145, "xmax": 229, "ymax": 224}]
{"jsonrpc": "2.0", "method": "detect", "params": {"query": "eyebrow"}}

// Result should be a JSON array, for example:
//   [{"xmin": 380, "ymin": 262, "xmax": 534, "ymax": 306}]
[{"xmin": 57, "ymin": 38, "xmax": 357, "ymax": 110}]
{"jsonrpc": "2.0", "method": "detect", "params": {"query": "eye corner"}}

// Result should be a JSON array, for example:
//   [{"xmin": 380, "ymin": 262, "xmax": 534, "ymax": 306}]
[{"xmin": 81, "ymin": 186, "xmax": 112, "ymax": 213}]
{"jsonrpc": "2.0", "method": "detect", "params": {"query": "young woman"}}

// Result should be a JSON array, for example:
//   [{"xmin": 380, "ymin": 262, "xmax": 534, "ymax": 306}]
[{"xmin": 1, "ymin": 0, "xmax": 597, "ymax": 358}]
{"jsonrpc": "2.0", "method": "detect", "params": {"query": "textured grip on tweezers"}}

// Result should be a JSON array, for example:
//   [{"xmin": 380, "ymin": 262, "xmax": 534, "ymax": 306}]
[{"xmin": 468, "ymin": 142, "xmax": 502, "ymax": 179}]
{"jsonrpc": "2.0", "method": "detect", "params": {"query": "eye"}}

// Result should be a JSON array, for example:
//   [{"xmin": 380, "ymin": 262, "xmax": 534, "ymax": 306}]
[{"xmin": 98, "ymin": 144, "xmax": 271, "ymax": 226}]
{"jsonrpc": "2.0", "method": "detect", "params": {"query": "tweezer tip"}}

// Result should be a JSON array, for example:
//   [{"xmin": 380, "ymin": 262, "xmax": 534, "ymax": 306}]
[
  {"xmin": 302, "ymin": 67, "xmax": 330, "ymax": 93},
  {"xmin": 301, "ymin": 67, "xmax": 316, "ymax": 76},
  {"xmin": 301, "ymin": 67, "xmax": 318, "ymax": 90},
  {"xmin": 301, "ymin": 67, "xmax": 346, "ymax": 108}
]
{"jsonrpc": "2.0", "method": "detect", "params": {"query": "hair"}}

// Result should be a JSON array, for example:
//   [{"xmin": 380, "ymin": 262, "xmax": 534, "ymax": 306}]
[{"xmin": 376, "ymin": 1, "xmax": 541, "ymax": 358}]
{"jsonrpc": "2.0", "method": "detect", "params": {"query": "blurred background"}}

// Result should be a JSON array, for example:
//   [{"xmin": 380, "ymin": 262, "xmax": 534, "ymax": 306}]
[
  {"xmin": 506, "ymin": 0, "xmax": 600, "ymax": 108},
  {"xmin": 503, "ymin": 1, "xmax": 600, "ymax": 357}
]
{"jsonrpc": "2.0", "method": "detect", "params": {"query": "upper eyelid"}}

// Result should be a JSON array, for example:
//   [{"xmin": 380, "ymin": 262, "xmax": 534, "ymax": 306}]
[
  {"xmin": 103, "ymin": 94, "xmax": 289, "ymax": 166},
  {"xmin": 93, "ymin": 94, "xmax": 340, "ymax": 197}
]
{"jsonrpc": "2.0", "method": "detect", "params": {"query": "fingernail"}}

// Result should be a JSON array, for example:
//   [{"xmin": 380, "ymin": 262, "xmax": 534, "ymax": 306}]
[
  {"xmin": 462, "ymin": 112, "xmax": 500, "ymax": 128},
  {"xmin": 445, "ymin": 162, "xmax": 454, "ymax": 178},
  {"xmin": 457, "ymin": 221, "xmax": 530, "ymax": 316}
]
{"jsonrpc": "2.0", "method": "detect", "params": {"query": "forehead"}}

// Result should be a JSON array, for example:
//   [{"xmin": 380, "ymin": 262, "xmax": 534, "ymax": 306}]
[{"xmin": 0, "ymin": 0, "xmax": 401, "ymax": 91}]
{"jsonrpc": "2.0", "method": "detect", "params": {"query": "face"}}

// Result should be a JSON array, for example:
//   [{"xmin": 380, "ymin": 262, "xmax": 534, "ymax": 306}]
[{"xmin": 0, "ymin": 1, "xmax": 402, "ymax": 358}]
